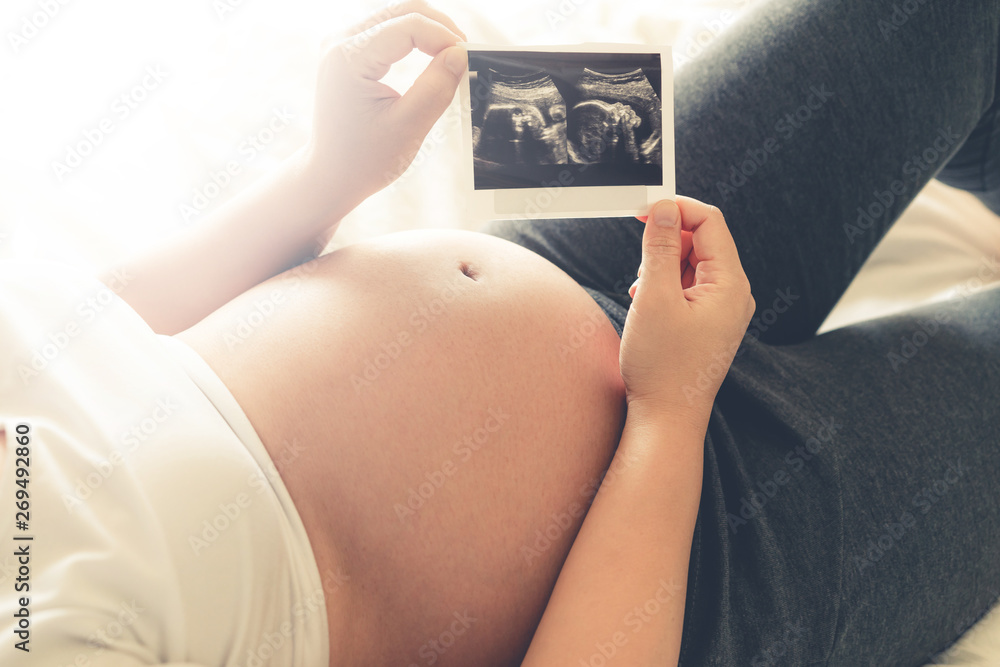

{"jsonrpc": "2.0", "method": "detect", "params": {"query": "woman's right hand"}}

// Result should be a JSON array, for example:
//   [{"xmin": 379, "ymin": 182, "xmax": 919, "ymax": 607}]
[
  {"xmin": 303, "ymin": 0, "xmax": 467, "ymax": 222},
  {"xmin": 619, "ymin": 197, "xmax": 755, "ymax": 428}
]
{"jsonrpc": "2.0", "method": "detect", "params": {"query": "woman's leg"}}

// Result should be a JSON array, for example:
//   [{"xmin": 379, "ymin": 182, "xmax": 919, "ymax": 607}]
[
  {"xmin": 484, "ymin": 0, "xmax": 1000, "ymax": 344},
  {"xmin": 699, "ymin": 286, "xmax": 1000, "ymax": 666},
  {"xmin": 482, "ymin": 1, "xmax": 1000, "ymax": 664}
]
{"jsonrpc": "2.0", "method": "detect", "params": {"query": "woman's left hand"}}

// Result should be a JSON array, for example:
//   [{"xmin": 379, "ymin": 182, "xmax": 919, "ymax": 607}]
[
  {"xmin": 303, "ymin": 0, "xmax": 467, "ymax": 219},
  {"xmin": 620, "ymin": 197, "xmax": 755, "ymax": 427}
]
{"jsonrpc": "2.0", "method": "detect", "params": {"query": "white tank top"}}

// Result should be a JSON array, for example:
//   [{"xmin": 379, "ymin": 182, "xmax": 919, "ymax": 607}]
[{"xmin": 0, "ymin": 259, "xmax": 330, "ymax": 666}]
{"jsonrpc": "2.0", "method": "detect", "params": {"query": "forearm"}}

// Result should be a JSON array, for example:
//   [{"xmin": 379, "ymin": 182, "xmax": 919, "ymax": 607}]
[
  {"xmin": 522, "ymin": 404, "xmax": 706, "ymax": 667},
  {"xmin": 100, "ymin": 148, "xmax": 354, "ymax": 335},
  {"xmin": 99, "ymin": 5, "xmax": 468, "ymax": 336}
]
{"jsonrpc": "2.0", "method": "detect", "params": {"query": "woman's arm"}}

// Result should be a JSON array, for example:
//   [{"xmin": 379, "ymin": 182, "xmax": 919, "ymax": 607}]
[
  {"xmin": 100, "ymin": 149, "xmax": 342, "ymax": 336},
  {"xmin": 103, "ymin": 0, "xmax": 467, "ymax": 335},
  {"xmin": 522, "ymin": 197, "xmax": 755, "ymax": 666},
  {"xmin": 521, "ymin": 404, "xmax": 705, "ymax": 665}
]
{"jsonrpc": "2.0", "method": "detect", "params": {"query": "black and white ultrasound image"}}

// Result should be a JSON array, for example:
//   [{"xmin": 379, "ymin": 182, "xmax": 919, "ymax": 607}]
[{"xmin": 469, "ymin": 51, "xmax": 663, "ymax": 190}]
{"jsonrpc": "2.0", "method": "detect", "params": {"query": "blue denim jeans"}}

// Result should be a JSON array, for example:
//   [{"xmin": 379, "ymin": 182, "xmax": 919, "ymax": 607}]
[{"xmin": 484, "ymin": 0, "xmax": 1000, "ymax": 664}]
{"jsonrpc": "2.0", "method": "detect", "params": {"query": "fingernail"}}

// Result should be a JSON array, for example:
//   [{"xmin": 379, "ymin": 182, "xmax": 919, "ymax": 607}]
[
  {"xmin": 445, "ymin": 48, "xmax": 466, "ymax": 77},
  {"xmin": 654, "ymin": 201, "xmax": 677, "ymax": 227}
]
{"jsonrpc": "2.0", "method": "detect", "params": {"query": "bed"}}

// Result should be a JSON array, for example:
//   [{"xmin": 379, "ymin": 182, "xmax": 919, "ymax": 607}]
[{"xmin": 0, "ymin": 0, "xmax": 997, "ymax": 662}]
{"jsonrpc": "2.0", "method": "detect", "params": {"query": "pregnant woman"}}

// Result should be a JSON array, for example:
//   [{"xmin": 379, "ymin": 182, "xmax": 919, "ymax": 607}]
[{"xmin": 2, "ymin": 0, "xmax": 999, "ymax": 665}]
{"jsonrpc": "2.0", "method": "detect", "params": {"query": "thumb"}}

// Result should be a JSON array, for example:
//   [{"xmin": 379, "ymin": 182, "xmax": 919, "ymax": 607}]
[
  {"xmin": 392, "ymin": 45, "xmax": 465, "ymax": 140},
  {"xmin": 634, "ymin": 199, "xmax": 684, "ymax": 301}
]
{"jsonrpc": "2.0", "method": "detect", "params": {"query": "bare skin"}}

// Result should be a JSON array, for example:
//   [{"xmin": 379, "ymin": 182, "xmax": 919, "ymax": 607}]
[
  {"xmin": 177, "ymin": 228, "xmax": 629, "ymax": 665},
  {"xmin": 102, "ymin": 2, "xmax": 753, "ymax": 663}
]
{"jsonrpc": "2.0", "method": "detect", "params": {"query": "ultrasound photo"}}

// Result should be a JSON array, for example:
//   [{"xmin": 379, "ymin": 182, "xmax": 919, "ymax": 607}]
[{"xmin": 469, "ymin": 50, "xmax": 663, "ymax": 190}]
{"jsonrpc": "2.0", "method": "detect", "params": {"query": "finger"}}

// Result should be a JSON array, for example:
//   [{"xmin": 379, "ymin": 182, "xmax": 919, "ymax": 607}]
[
  {"xmin": 681, "ymin": 262, "xmax": 696, "ymax": 290},
  {"xmin": 633, "ymin": 198, "xmax": 683, "ymax": 302},
  {"xmin": 635, "ymin": 216, "xmax": 698, "ymax": 253},
  {"xmin": 680, "ymin": 229, "xmax": 693, "ymax": 263},
  {"xmin": 390, "ymin": 44, "xmax": 465, "ymax": 142},
  {"xmin": 342, "ymin": 13, "xmax": 462, "ymax": 81},
  {"xmin": 674, "ymin": 196, "xmax": 744, "ymax": 284},
  {"xmin": 343, "ymin": 0, "xmax": 468, "ymax": 42},
  {"xmin": 635, "ymin": 211, "xmax": 691, "ymax": 264},
  {"xmin": 674, "ymin": 196, "xmax": 740, "ymax": 263}
]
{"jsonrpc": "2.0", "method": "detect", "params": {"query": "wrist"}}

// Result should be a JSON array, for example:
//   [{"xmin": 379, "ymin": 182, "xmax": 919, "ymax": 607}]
[
  {"xmin": 290, "ymin": 143, "xmax": 359, "ymax": 234},
  {"xmin": 624, "ymin": 397, "xmax": 711, "ymax": 440},
  {"xmin": 614, "ymin": 402, "xmax": 708, "ymax": 485}
]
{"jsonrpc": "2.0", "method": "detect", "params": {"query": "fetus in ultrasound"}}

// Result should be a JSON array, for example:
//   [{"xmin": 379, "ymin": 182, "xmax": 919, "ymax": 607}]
[
  {"xmin": 568, "ymin": 100, "xmax": 643, "ymax": 164},
  {"xmin": 569, "ymin": 67, "xmax": 662, "ymax": 166},
  {"xmin": 473, "ymin": 70, "xmax": 568, "ymax": 166}
]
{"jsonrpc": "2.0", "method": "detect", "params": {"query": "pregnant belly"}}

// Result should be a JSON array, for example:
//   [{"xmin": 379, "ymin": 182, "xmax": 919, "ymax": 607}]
[{"xmin": 177, "ymin": 228, "xmax": 627, "ymax": 666}]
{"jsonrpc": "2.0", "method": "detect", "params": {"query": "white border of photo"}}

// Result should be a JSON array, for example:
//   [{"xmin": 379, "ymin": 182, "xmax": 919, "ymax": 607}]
[{"xmin": 459, "ymin": 42, "xmax": 674, "ymax": 221}]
